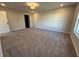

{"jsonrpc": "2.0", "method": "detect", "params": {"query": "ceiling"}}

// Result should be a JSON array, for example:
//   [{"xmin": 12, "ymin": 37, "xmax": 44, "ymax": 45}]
[{"xmin": 0, "ymin": 2, "xmax": 77, "ymax": 12}]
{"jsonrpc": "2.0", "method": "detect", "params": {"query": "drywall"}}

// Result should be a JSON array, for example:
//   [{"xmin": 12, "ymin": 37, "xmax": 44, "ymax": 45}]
[
  {"xmin": 0, "ymin": 7, "xmax": 10, "ymax": 33},
  {"xmin": 70, "ymin": 4, "xmax": 79, "ymax": 56},
  {"xmin": 6, "ymin": 9, "xmax": 25, "ymax": 31},
  {"xmin": 0, "ymin": 6, "xmax": 32, "ymax": 32},
  {"xmin": 0, "ymin": 6, "xmax": 10, "ymax": 57},
  {"xmin": 32, "ymin": 6, "xmax": 75, "ymax": 33}
]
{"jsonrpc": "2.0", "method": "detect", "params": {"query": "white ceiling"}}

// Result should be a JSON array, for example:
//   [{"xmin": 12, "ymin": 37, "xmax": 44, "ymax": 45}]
[{"xmin": 0, "ymin": 2, "xmax": 77, "ymax": 12}]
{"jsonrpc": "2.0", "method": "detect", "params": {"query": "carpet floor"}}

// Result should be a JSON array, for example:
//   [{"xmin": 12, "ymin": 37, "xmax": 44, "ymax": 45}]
[{"xmin": 1, "ymin": 28, "xmax": 76, "ymax": 57}]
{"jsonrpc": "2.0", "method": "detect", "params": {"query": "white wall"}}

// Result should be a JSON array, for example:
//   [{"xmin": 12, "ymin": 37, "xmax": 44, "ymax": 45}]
[
  {"xmin": 32, "ymin": 6, "xmax": 75, "ymax": 33},
  {"xmin": 0, "ymin": 6, "xmax": 8, "ymax": 57},
  {"xmin": 6, "ymin": 9, "xmax": 25, "ymax": 31},
  {"xmin": 0, "ymin": 11, "xmax": 10, "ymax": 33},
  {"xmin": 70, "ymin": 4, "xmax": 79, "ymax": 56},
  {"xmin": 0, "ymin": 6, "xmax": 32, "ymax": 32},
  {"xmin": 0, "ymin": 6, "xmax": 10, "ymax": 33}
]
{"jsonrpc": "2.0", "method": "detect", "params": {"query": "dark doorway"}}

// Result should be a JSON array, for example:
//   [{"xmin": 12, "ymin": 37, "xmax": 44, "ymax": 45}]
[{"xmin": 24, "ymin": 15, "xmax": 30, "ymax": 28}]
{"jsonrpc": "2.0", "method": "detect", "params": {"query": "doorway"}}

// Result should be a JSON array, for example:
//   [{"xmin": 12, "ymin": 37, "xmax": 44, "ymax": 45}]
[{"xmin": 24, "ymin": 15, "xmax": 30, "ymax": 28}]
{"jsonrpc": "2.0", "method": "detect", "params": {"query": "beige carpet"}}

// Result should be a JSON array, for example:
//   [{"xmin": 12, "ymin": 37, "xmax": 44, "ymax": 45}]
[{"xmin": 1, "ymin": 28, "xmax": 76, "ymax": 57}]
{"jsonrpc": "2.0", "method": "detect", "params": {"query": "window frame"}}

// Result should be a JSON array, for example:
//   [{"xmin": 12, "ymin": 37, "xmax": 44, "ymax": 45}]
[{"xmin": 74, "ymin": 13, "xmax": 79, "ymax": 39}]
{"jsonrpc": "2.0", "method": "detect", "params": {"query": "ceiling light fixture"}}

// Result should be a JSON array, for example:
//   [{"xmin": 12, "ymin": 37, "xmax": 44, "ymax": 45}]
[
  {"xmin": 26, "ymin": 2, "xmax": 39, "ymax": 10},
  {"xmin": 1, "ymin": 3, "xmax": 6, "ymax": 6},
  {"xmin": 60, "ymin": 4, "xmax": 64, "ymax": 7}
]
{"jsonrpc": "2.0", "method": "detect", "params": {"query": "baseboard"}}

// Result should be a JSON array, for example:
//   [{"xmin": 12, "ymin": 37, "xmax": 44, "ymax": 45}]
[
  {"xmin": 70, "ymin": 34, "xmax": 79, "ymax": 57},
  {"xmin": 33, "ymin": 26, "xmax": 69, "ymax": 34},
  {"xmin": 10, "ymin": 27, "xmax": 25, "ymax": 32}
]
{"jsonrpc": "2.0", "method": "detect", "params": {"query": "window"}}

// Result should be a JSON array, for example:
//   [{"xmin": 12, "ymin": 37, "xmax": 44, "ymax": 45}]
[
  {"xmin": 74, "ymin": 13, "xmax": 79, "ymax": 38},
  {"xmin": 76, "ymin": 20, "xmax": 79, "ymax": 34}
]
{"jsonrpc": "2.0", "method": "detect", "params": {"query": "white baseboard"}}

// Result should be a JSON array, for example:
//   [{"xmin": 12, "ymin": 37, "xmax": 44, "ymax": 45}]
[
  {"xmin": 70, "ymin": 34, "xmax": 79, "ymax": 57},
  {"xmin": 10, "ymin": 27, "xmax": 25, "ymax": 32},
  {"xmin": 34, "ymin": 26, "xmax": 69, "ymax": 34}
]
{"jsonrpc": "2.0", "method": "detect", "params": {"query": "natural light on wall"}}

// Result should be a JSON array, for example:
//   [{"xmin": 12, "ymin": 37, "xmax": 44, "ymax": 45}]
[
  {"xmin": 0, "ymin": 11, "xmax": 8, "ymax": 24},
  {"xmin": 74, "ymin": 13, "xmax": 79, "ymax": 38}
]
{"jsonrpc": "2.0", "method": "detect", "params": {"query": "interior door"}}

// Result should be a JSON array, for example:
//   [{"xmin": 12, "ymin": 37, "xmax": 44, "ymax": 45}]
[{"xmin": 0, "ymin": 11, "xmax": 10, "ymax": 33}]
